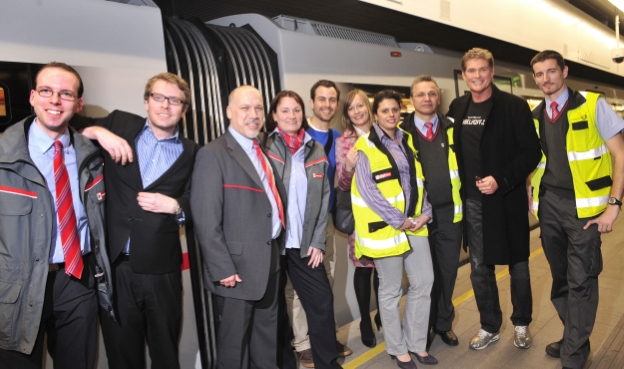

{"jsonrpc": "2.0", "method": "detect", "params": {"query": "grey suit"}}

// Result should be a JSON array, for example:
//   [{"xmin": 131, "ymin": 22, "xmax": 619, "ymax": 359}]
[{"xmin": 191, "ymin": 131, "xmax": 286, "ymax": 368}]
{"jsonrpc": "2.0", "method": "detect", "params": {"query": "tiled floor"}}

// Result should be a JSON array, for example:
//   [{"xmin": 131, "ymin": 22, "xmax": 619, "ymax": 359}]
[{"xmin": 332, "ymin": 214, "xmax": 624, "ymax": 369}]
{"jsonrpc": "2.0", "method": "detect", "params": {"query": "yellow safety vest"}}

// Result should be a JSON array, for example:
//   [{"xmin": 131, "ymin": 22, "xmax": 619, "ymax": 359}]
[
  {"xmin": 446, "ymin": 126, "xmax": 463, "ymax": 223},
  {"xmin": 531, "ymin": 92, "xmax": 613, "ymax": 219},
  {"xmin": 351, "ymin": 129, "xmax": 427, "ymax": 259}
]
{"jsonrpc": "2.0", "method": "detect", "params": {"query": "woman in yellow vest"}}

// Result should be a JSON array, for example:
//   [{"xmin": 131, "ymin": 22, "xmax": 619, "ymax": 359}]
[{"xmin": 352, "ymin": 90, "xmax": 436, "ymax": 368}]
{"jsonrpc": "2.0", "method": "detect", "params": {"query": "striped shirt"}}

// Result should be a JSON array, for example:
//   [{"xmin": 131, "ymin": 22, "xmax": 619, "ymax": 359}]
[
  {"xmin": 136, "ymin": 121, "xmax": 183, "ymax": 188},
  {"xmin": 355, "ymin": 123, "xmax": 432, "ymax": 229}
]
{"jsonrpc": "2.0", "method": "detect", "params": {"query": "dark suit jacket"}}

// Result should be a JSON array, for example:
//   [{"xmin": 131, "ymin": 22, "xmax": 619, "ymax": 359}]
[
  {"xmin": 448, "ymin": 84, "xmax": 541, "ymax": 265},
  {"xmin": 191, "ymin": 131, "xmax": 286, "ymax": 301},
  {"xmin": 72, "ymin": 110, "xmax": 198, "ymax": 274}
]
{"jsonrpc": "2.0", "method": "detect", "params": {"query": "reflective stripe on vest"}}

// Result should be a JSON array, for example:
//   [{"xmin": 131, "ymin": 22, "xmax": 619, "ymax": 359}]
[
  {"xmin": 351, "ymin": 130, "xmax": 427, "ymax": 259},
  {"xmin": 531, "ymin": 92, "xmax": 613, "ymax": 219},
  {"xmin": 446, "ymin": 126, "xmax": 463, "ymax": 223}
]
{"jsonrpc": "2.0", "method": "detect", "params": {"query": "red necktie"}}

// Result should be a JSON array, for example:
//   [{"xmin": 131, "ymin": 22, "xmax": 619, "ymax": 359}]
[
  {"xmin": 253, "ymin": 140, "xmax": 285, "ymax": 228},
  {"xmin": 550, "ymin": 101, "xmax": 559, "ymax": 122},
  {"xmin": 425, "ymin": 122, "xmax": 434, "ymax": 140},
  {"xmin": 53, "ymin": 141, "xmax": 84, "ymax": 279}
]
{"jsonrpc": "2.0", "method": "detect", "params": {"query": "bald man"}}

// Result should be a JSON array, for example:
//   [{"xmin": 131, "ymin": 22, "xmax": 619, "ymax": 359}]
[{"xmin": 191, "ymin": 86, "xmax": 287, "ymax": 368}]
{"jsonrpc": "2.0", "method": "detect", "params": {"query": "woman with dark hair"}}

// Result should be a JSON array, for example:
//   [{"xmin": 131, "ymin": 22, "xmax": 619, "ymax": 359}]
[
  {"xmin": 265, "ymin": 90, "xmax": 342, "ymax": 369},
  {"xmin": 335, "ymin": 89, "xmax": 380, "ymax": 348},
  {"xmin": 352, "ymin": 90, "xmax": 436, "ymax": 368}
]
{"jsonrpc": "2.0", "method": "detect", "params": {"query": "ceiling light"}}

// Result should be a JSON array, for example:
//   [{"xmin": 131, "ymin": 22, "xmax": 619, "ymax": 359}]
[{"xmin": 609, "ymin": 0, "xmax": 624, "ymax": 13}]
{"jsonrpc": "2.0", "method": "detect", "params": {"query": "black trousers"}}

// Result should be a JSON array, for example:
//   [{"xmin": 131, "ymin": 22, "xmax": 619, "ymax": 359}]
[
  {"xmin": 427, "ymin": 204, "xmax": 463, "ymax": 332},
  {"xmin": 540, "ymin": 190, "xmax": 601, "ymax": 369},
  {"xmin": 216, "ymin": 269, "xmax": 280, "ymax": 369},
  {"xmin": 100, "ymin": 257, "xmax": 182, "ymax": 369},
  {"xmin": 466, "ymin": 198, "xmax": 532, "ymax": 333},
  {"xmin": 278, "ymin": 248, "xmax": 341, "ymax": 369},
  {"xmin": 0, "ymin": 260, "xmax": 97, "ymax": 369}
]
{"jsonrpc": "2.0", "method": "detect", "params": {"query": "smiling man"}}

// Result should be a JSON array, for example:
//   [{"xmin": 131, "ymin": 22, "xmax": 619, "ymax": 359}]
[
  {"xmin": 72, "ymin": 72, "xmax": 198, "ymax": 369},
  {"xmin": 447, "ymin": 48, "xmax": 541, "ymax": 351},
  {"xmin": 0, "ymin": 62, "xmax": 113, "ymax": 368},
  {"xmin": 529, "ymin": 50, "xmax": 624, "ymax": 369},
  {"xmin": 399, "ymin": 75, "xmax": 463, "ymax": 349},
  {"xmin": 191, "ymin": 85, "xmax": 287, "ymax": 369}
]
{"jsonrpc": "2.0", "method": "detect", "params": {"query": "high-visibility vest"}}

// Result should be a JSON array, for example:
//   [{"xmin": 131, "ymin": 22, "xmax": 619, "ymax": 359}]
[
  {"xmin": 351, "ymin": 129, "xmax": 427, "ymax": 259},
  {"xmin": 531, "ymin": 92, "xmax": 613, "ymax": 219},
  {"xmin": 446, "ymin": 126, "xmax": 463, "ymax": 222}
]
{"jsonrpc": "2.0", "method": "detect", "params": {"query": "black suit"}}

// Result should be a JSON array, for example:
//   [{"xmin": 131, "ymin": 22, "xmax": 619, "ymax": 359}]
[
  {"xmin": 191, "ymin": 131, "xmax": 287, "ymax": 369},
  {"xmin": 71, "ymin": 110, "xmax": 198, "ymax": 369}
]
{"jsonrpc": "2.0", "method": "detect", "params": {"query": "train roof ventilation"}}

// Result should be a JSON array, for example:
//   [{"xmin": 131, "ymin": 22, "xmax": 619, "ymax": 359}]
[{"xmin": 272, "ymin": 15, "xmax": 399, "ymax": 47}]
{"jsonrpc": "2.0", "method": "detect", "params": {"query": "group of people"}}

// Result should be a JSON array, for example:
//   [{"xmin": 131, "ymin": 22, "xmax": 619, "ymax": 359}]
[{"xmin": 0, "ymin": 46, "xmax": 622, "ymax": 369}]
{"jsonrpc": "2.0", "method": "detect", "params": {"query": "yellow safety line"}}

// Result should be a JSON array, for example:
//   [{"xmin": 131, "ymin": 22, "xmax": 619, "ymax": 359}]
[{"xmin": 342, "ymin": 247, "xmax": 544, "ymax": 369}]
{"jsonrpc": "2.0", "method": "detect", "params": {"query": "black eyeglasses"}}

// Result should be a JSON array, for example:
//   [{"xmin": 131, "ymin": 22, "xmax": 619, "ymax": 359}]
[
  {"xmin": 150, "ymin": 93, "xmax": 185, "ymax": 106},
  {"xmin": 36, "ymin": 87, "xmax": 77, "ymax": 101}
]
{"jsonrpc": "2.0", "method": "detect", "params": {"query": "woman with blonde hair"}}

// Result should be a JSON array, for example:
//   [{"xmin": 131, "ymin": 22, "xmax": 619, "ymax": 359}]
[{"xmin": 335, "ymin": 89, "xmax": 380, "ymax": 348}]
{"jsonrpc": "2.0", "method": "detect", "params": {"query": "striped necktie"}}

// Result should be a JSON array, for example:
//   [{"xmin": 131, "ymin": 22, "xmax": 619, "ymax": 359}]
[
  {"xmin": 550, "ymin": 101, "xmax": 560, "ymax": 122},
  {"xmin": 252, "ymin": 140, "xmax": 285, "ymax": 228},
  {"xmin": 53, "ymin": 140, "xmax": 84, "ymax": 278},
  {"xmin": 425, "ymin": 121, "xmax": 434, "ymax": 140}
]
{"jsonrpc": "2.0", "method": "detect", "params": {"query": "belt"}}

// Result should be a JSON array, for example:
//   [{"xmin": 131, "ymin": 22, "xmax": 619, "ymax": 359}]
[{"xmin": 48, "ymin": 262, "xmax": 65, "ymax": 272}]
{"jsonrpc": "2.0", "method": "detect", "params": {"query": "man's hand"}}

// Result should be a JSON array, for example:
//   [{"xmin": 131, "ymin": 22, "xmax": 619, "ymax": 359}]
[
  {"xmin": 220, "ymin": 274, "xmax": 242, "ymax": 287},
  {"xmin": 137, "ymin": 192, "xmax": 179, "ymax": 214},
  {"xmin": 584, "ymin": 205, "xmax": 620, "ymax": 233},
  {"xmin": 526, "ymin": 176, "xmax": 534, "ymax": 216},
  {"xmin": 307, "ymin": 247, "xmax": 324, "ymax": 268},
  {"xmin": 477, "ymin": 176, "xmax": 498, "ymax": 195},
  {"xmin": 81, "ymin": 126, "xmax": 134, "ymax": 165},
  {"xmin": 399, "ymin": 217, "xmax": 414, "ymax": 231}
]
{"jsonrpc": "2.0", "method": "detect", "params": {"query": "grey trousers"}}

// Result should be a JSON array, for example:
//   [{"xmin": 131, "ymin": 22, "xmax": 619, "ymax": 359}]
[
  {"xmin": 540, "ymin": 189, "xmax": 601, "ymax": 369},
  {"xmin": 374, "ymin": 235, "xmax": 434, "ymax": 355}
]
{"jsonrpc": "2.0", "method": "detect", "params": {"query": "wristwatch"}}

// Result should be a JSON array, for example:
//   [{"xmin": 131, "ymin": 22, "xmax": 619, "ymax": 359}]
[{"xmin": 607, "ymin": 197, "xmax": 622, "ymax": 208}]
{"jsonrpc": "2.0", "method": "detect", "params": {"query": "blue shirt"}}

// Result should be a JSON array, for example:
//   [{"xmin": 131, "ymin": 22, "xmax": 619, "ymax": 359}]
[
  {"xmin": 284, "ymin": 132, "xmax": 312, "ymax": 249},
  {"xmin": 28, "ymin": 121, "xmax": 90, "ymax": 263},
  {"xmin": 229, "ymin": 126, "xmax": 282, "ymax": 239},
  {"xmin": 306, "ymin": 120, "xmax": 338, "ymax": 213},
  {"xmin": 414, "ymin": 114, "xmax": 439, "ymax": 137},
  {"xmin": 124, "ymin": 121, "xmax": 184, "ymax": 253},
  {"xmin": 546, "ymin": 88, "xmax": 624, "ymax": 140}
]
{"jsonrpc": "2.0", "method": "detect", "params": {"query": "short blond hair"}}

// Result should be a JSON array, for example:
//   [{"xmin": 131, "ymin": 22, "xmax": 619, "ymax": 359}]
[
  {"xmin": 461, "ymin": 48, "xmax": 494, "ymax": 71},
  {"xmin": 410, "ymin": 75, "xmax": 440, "ymax": 97},
  {"xmin": 144, "ymin": 73, "xmax": 191, "ymax": 105}
]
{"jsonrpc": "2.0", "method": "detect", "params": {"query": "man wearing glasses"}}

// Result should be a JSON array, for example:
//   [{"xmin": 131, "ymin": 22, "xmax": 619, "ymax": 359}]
[
  {"xmin": 0, "ymin": 62, "xmax": 113, "ymax": 368},
  {"xmin": 72, "ymin": 73, "xmax": 198, "ymax": 368},
  {"xmin": 399, "ymin": 75, "xmax": 463, "ymax": 349}
]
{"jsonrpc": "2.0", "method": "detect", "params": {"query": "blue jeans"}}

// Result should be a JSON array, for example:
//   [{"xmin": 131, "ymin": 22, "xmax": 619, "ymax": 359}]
[{"xmin": 466, "ymin": 198, "xmax": 532, "ymax": 333}]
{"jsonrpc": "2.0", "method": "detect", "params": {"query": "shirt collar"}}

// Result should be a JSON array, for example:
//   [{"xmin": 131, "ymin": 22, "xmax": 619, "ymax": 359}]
[
  {"xmin": 545, "ymin": 88, "xmax": 569, "ymax": 112},
  {"xmin": 307, "ymin": 118, "xmax": 328, "ymax": 132},
  {"xmin": 373, "ymin": 122, "xmax": 403, "ymax": 143},
  {"xmin": 414, "ymin": 114, "xmax": 439, "ymax": 133},
  {"xmin": 228, "ymin": 125, "xmax": 255, "ymax": 153},
  {"xmin": 28, "ymin": 118, "xmax": 71, "ymax": 154},
  {"xmin": 142, "ymin": 119, "xmax": 181, "ymax": 143}
]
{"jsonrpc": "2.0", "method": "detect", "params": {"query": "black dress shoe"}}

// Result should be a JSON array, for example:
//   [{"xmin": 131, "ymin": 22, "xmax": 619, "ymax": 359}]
[
  {"xmin": 546, "ymin": 339, "xmax": 590, "ymax": 358},
  {"xmin": 436, "ymin": 330, "xmax": 459, "ymax": 346},
  {"xmin": 412, "ymin": 352, "xmax": 438, "ymax": 365}
]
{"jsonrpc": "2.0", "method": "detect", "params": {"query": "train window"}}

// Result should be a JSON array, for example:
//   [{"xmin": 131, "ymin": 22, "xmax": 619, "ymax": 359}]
[{"xmin": 0, "ymin": 83, "xmax": 11, "ymax": 126}]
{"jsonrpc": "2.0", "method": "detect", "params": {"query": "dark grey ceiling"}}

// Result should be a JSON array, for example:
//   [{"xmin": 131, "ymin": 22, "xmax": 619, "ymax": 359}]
[{"xmin": 155, "ymin": 0, "xmax": 624, "ymax": 87}]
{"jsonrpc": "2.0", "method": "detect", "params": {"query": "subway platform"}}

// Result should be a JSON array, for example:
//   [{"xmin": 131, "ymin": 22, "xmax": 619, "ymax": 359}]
[{"xmin": 329, "ymin": 215, "xmax": 624, "ymax": 369}]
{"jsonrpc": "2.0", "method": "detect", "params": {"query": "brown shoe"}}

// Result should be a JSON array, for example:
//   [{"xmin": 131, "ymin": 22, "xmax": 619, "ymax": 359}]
[
  {"xmin": 297, "ymin": 349, "xmax": 314, "ymax": 368},
  {"xmin": 337, "ymin": 342, "xmax": 353, "ymax": 357}
]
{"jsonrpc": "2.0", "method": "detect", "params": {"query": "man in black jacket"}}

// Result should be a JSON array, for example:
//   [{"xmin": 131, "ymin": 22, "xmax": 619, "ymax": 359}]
[
  {"xmin": 447, "ymin": 48, "xmax": 541, "ymax": 351},
  {"xmin": 73, "ymin": 73, "xmax": 198, "ymax": 369},
  {"xmin": 400, "ymin": 75, "xmax": 462, "ymax": 348}
]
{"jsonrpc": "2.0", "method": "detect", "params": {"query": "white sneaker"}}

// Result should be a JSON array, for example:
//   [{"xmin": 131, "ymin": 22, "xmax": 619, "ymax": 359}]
[
  {"xmin": 514, "ymin": 325, "xmax": 532, "ymax": 349},
  {"xmin": 469, "ymin": 329, "xmax": 500, "ymax": 350}
]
